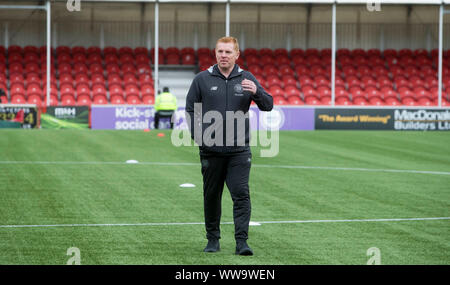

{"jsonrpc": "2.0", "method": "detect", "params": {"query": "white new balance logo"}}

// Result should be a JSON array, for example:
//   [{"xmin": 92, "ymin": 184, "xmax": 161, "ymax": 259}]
[{"xmin": 210, "ymin": 86, "xmax": 218, "ymax": 91}]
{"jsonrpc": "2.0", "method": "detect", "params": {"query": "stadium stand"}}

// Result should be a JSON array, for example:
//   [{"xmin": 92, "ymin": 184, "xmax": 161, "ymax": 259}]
[{"xmin": 1, "ymin": 45, "xmax": 450, "ymax": 106}]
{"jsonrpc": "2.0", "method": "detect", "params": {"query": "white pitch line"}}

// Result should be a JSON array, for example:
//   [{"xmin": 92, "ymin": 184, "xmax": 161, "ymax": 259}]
[
  {"xmin": 0, "ymin": 217, "xmax": 449, "ymax": 229},
  {"xmin": 0, "ymin": 160, "xmax": 449, "ymax": 176}
]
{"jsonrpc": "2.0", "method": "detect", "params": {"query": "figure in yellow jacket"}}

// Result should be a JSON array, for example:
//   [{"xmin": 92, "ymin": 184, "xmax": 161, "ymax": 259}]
[{"xmin": 154, "ymin": 86, "xmax": 177, "ymax": 129}]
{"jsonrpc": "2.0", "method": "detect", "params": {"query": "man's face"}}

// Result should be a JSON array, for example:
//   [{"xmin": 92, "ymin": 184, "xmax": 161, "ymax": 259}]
[{"xmin": 215, "ymin": 42, "xmax": 239, "ymax": 71}]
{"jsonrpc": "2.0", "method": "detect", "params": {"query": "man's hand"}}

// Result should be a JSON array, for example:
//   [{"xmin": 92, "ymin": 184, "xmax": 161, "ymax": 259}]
[{"xmin": 242, "ymin": 79, "xmax": 257, "ymax": 95}]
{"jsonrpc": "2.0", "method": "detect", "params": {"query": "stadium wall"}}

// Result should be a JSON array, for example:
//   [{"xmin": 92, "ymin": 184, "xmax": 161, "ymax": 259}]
[{"xmin": 0, "ymin": 2, "xmax": 449, "ymax": 50}]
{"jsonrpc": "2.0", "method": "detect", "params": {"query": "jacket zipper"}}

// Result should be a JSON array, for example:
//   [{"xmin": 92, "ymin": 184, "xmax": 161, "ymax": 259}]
[{"xmin": 225, "ymin": 79, "xmax": 228, "ymax": 110}]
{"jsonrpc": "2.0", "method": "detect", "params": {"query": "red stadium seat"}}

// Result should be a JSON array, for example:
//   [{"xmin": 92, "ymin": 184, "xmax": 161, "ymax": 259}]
[
  {"xmin": 311, "ymin": 65, "xmax": 326, "ymax": 77},
  {"xmin": 136, "ymin": 53, "xmax": 150, "ymax": 65},
  {"xmin": 75, "ymin": 74, "xmax": 91, "ymax": 88},
  {"xmin": 60, "ymin": 84, "xmax": 75, "ymax": 98},
  {"xmin": 302, "ymin": 86, "xmax": 318, "ymax": 99},
  {"xmin": 243, "ymin": 48, "xmax": 258, "ymax": 58},
  {"xmin": 77, "ymin": 84, "xmax": 92, "ymax": 98},
  {"xmin": 9, "ymin": 62, "xmax": 23, "ymax": 74},
  {"xmin": 59, "ymin": 73, "xmax": 73, "ymax": 87},
  {"xmin": 121, "ymin": 63, "xmax": 137, "ymax": 74},
  {"xmin": 181, "ymin": 53, "xmax": 195, "ymax": 65},
  {"xmin": 139, "ymin": 73, "xmax": 153, "ymax": 86},
  {"xmin": 87, "ymin": 53, "xmax": 103, "ymax": 65},
  {"xmin": 125, "ymin": 84, "xmax": 140, "ymax": 98},
  {"xmin": 9, "ymin": 74, "xmax": 25, "ymax": 88},
  {"xmin": 73, "ymin": 52, "xmax": 87, "ymax": 64},
  {"xmin": 349, "ymin": 86, "xmax": 366, "ymax": 100},
  {"xmin": 335, "ymin": 76, "xmax": 346, "ymax": 88},
  {"xmin": 72, "ymin": 46, "xmax": 86, "ymax": 55},
  {"xmin": 335, "ymin": 87, "xmax": 350, "ymax": 100},
  {"xmin": 278, "ymin": 65, "xmax": 294, "ymax": 77},
  {"xmin": 304, "ymin": 95, "xmax": 320, "ymax": 105},
  {"xmin": 292, "ymin": 56, "xmax": 306, "ymax": 67},
  {"xmin": 26, "ymin": 84, "xmax": 43, "ymax": 99},
  {"xmin": 417, "ymin": 97, "xmax": 433, "ymax": 106},
  {"xmin": 27, "ymin": 94, "xmax": 43, "ymax": 106},
  {"xmin": 109, "ymin": 84, "xmax": 124, "ymax": 98},
  {"xmin": 266, "ymin": 75, "xmax": 282, "ymax": 88},
  {"xmin": 73, "ymin": 63, "xmax": 88, "ymax": 75},
  {"xmin": 336, "ymin": 96, "xmax": 352, "ymax": 106},
  {"xmin": 366, "ymin": 86, "xmax": 382, "ymax": 100},
  {"xmin": 105, "ymin": 53, "xmax": 119, "ymax": 65},
  {"xmin": 314, "ymin": 75, "xmax": 330, "ymax": 88},
  {"xmin": 137, "ymin": 63, "xmax": 152, "ymax": 75},
  {"xmin": 123, "ymin": 73, "xmax": 138, "ymax": 87},
  {"xmin": 287, "ymin": 95, "xmax": 304, "ymax": 105},
  {"xmin": 104, "ymin": 46, "xmax": 118, "ymax": 55},
  {"xmin": 111, "ymin": 95, "xmax": 125, "ymax": 104},
  {"xmin": 353, "ymin": 97, "xmax": 369, "ymax": 106},
  {"xmin": 401, "ymin": 97, "xmax": 417, "ymax": 106},
  {"xmin": 269, "ymin": 85, "xmax": 284, "ymax": 97},
  {"xmin": 285, "ymin": 85, "xmax": 301, "ymax": 97},
  {"xmin": 320, "ymin": 96, "xmax": 332, "ymax": 105},
  {"xmin": 76, "ymin": 94, "xmax": 92, "ymax": 106},
  {"xmin": 298, "ymin": 75, "xmax": 314, "ymax": 88},
  {"xmin": 106, "ymin": 63, "xmax": 121, "ymax": 75},
  {"xmin": 10, "ymin": 83, "xmax": 26, "ymax": 97},
  {"xmin": 91, "ymin": 73, "xmax": 105, "ymax": 86},
  {"xmin": 275, "ymin": 55, "xmax": 290, "ymax": 66},
  {"xmin": 377, "ymin": 76, "xmax": 394, "ymax": 89},
  {"xmin": 142, "ymin": 95, "xmax": 155, "ymax": 105},
  {"xmin": 25, "ymin": 62, "xmax": 40, "ymax": 74},
  {"xmin": 108, "ymin": 74, "xmax": 123, "ymax": 88},
  {"xmin": 11, "ymin": 94, "xmax": 26, "ymax": 104},
  {"xmin": 126, "ymin": 95, "xmax": 142, "ymax": 105},
  {"xmin": 119, "ymin": 46, "xmax": 133, "ymax": 56},
  {"xmin": 262, "ymin": 65, "xmax": 279, "ymax": 78},
  {"xmin": 385, "ymin": 97, "xmax": 401, "ymax": 106},
  {"xmin": 346, "ymin": 76, "xmax": 362, "ymax": 89},
  {"xmin": 248, "ymin": 65, "xmax": 262, "ymax": 76},
  {"xmin": 61, "ymin": 94, "xmax": 76, "ymax": 106},
  {"xmin": 93, "ymin": 95, "xmax": 108, "ymax": 105},
  {"xmin": 290, "ymin": 48, "xmax": 304, "ymax": 58},
  {"xmin": 273, "ymin": 96, "xmax": 287, "ymax": 105},
  {"xmin": 398, "ymin": 86, "xmax": 415, "ymax": 100},
  {"xmin": 282, "ymin": 75, "xmax": 297, "ymax": 88},
  {"xmin": 317, "ymin": 86, "xmax": 331, "ymax": 98},
  {"xmin": 166, "ymin": 53, "xmax": 180, "ymax": 65},
  {"xmin": 119, "ymin": 54, "xmax": 134, "ymax": 66},
  {"xmin": 369, "ymin": 97, "xmax": 385, "ymax": 106}
]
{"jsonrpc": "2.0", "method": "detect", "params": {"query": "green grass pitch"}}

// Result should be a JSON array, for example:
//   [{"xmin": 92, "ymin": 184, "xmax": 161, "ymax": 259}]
[{"xmin": 0, "ymin": 129, "xmax": 449, "ymax": 265}]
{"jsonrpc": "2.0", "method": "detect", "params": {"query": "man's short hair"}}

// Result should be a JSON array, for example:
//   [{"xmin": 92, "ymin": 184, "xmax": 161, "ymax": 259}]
[
  {"xmin": 163, "ymin": 87, "xmax": 169, "ymax": 93},
  {"xmin": 216, "ymin": 36, "xmax": 240, "ymax": 53}
]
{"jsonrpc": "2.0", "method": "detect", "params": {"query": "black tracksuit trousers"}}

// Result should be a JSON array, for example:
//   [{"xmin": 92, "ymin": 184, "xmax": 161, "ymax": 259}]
[{"xmin": 200, "ymin": 151, "xmax": 252, "ymax": 242}]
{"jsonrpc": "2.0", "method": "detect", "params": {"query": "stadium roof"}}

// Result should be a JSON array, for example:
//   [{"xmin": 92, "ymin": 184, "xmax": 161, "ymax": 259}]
[{"xmin": 49, "ymin": 0, "xmax": 450, "ymax": 4}]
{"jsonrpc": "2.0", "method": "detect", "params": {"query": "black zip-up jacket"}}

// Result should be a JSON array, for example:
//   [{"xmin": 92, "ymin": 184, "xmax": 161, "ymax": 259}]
[{"xmin": 185, "ymin": 64, "xmax": 273, "ymax": 156}]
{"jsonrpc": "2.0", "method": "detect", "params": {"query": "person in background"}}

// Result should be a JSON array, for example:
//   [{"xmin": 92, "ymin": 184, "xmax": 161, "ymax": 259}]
[
  {"xmin": 154, "ymin": 87, "xmax": 177, "ymax": 129},
  {"xmin": 0, "ymin": 89, "xmax": 7, "ymax": 104}
]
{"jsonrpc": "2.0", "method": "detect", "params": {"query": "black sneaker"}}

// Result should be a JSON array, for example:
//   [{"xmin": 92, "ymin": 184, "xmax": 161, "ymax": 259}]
[
  {"xmin": 203, "ymin": 239, "xmax": 220, "ymax": 253},
  {"xmin": 235, "ymin": 240, "xmax": 253, "ymax": 256}
]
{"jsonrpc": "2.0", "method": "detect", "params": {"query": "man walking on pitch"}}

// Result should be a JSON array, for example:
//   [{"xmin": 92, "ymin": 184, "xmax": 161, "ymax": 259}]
[{"xmin": 185, "ymin": 37, "xmax": 273, "ymax": 255}]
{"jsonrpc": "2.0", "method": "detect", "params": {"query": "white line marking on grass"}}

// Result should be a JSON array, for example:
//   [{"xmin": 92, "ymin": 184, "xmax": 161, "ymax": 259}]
[
  {"xmin": 0, "ymin": 160, "xmax": 450, "ymax": 176},
  {"xmin": 0, "ymin": 217, "xmax": 448, "ymax": 229}
]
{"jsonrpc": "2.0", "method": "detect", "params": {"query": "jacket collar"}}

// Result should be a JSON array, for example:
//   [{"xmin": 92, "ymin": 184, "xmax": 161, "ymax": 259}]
[{"xmin": 208, "ymin": 64, "xmax": 243, "ymax": 79}]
